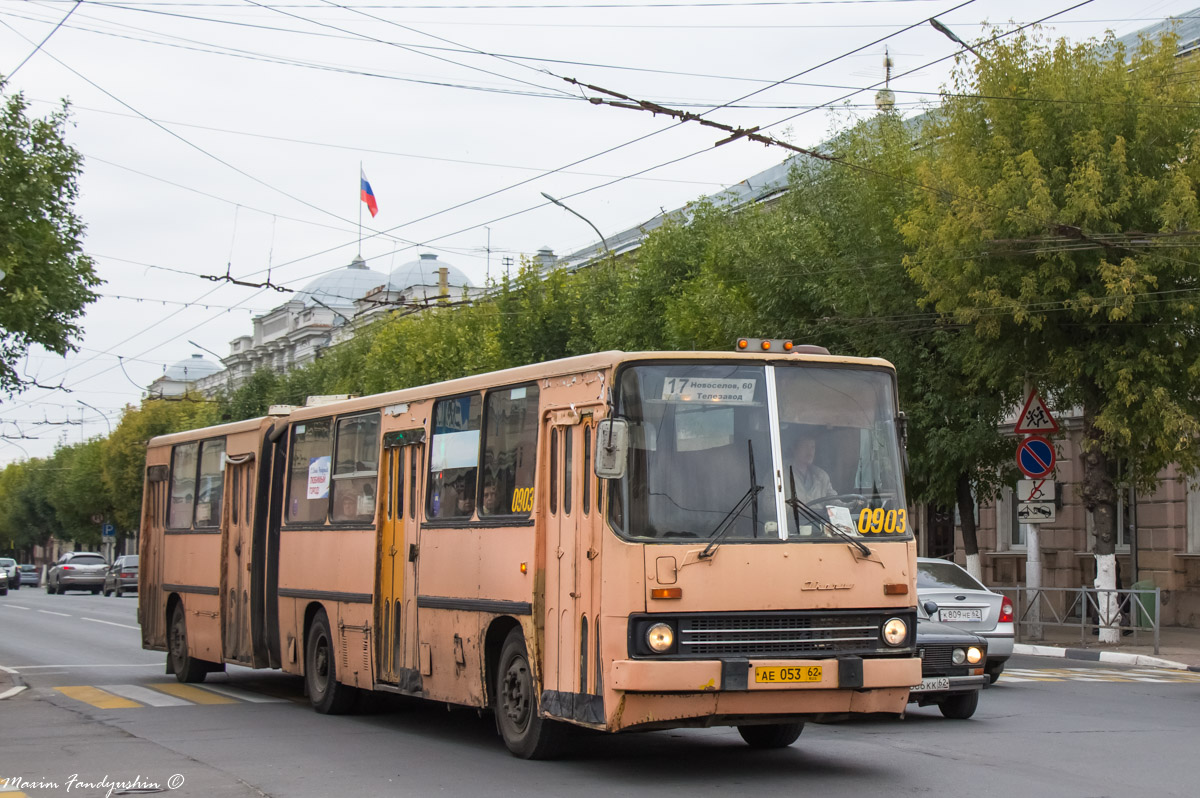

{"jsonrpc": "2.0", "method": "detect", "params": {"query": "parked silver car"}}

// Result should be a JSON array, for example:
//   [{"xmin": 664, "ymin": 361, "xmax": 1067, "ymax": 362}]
[
  {"xmin": 103, "ymin": 555, "xmax": 139, "ymax": 597},
  {"xmin": 19, "ymin": 564, "xmax": 40, "ymax": 586},
  {"xmin": 46, "ymin": 552, "xmax": 108, "ymax": 595},
  {"xmin": 0, "ymin": 557, "xmax": 19, "ymax": 592},
  {"xmin": 917, "ymin": 557, "xmax": 1014, "ymax": 683}
]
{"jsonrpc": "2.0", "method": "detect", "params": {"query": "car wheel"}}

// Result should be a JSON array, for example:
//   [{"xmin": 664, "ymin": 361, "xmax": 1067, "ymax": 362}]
[
  {"xmin": 103, "ymin": 587, "xmax": 112, "ymax": 597},
  {"xmin": 985, "ymin": 662, "xmax": 1005, "ymax": 684},
  {"xmin": 169, "ymin": 602, "xmax": 208, "ymax": 683},
  {"xmin": 0, "ymin": 586, "xmax": 7, "ymax": 596},
  {"xmin": 90, "ymin": 587, "xmax": 100, "ymax": 595},
  {"xmin": 938, "ymin": 691, "xmax": 980, "ymax": 720},
  {"xmin": 737, "ymin": 722, "xmax": 805, "ymax": 749},
  {"xmin": 116, "ymin": 585, "xmax": 124, "ymax": 598},
  {"xmin": 495, "ymin": 628, "xmax": 565, "ymax": 759},
  {"xmin": 305, "ymin": 609, "xmax": 357, "ymax": 715}
]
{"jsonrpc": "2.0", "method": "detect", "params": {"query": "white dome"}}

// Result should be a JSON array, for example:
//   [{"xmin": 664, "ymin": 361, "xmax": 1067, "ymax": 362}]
[
  {"xmin": 388, "ymin": 253, "xmax": 473, "ymax": 292},
  {"xmin": 165, "ymin": 354, "xmax": 222, "ymax": 381},
  {"xmin": 296, "ymin": 256, "xmax": 388, "ymax": 308}
]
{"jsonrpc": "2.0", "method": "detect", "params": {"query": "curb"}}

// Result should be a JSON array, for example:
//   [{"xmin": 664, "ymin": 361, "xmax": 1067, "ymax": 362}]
[{"xmin": 1014, "ymin": 643, "xmax": 1200, "ymax": 672}]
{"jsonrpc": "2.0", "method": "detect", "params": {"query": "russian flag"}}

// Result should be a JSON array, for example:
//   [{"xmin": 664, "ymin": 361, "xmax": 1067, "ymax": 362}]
[{"xmin": 360, "ymin": 169, "xmax": 378, "ymax": 217}]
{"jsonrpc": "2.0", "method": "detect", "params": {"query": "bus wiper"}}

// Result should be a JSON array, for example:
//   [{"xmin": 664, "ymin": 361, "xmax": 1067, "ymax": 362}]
[
  {"xmin": 786, "ymin": 466, "xmax": 872, "ymax": 558},
  {"xmin": 699, "ymin": 440, "xmax": 763, "ymax": 560}
]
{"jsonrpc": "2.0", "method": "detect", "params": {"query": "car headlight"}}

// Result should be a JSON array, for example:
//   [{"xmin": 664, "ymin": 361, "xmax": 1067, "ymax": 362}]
[
  {"xmin": 951, "ymin": 648, "xmax": 966, "ymax": 665},
  {"xmin": 882, "ymin": 617, "xmax": 908, "ymax": 646},
  {"xmin": 646, "ymin": 622, "xmax": 675, "ymax": 653},
  {"xmin": 966, "ymin": 646, "xmax": 983, "ymax": 665}
]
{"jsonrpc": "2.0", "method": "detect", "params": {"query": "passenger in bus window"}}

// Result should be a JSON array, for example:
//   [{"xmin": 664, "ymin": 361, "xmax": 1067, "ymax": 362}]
[
  {"xmin": 788, "ymin": 431, "xmax": 834, "ymax": 504},
  {"xmin": 454, "ymin": 474, "xmax": 476, "ymax": 516},
  {"xmin": 481, "ymin": 476, "xmax": 500, "ymax": 516}
]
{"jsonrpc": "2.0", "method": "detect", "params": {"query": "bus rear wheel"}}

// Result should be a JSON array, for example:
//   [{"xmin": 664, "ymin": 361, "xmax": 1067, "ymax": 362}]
[
  {"xmin": 495, "ymin": 629, "xmax": 563, "ymax": 759},
  {"xmin": 737, "ymin": 722, "xmax": 805, "ymax": 749},
  {"xmin": 305, "ymin": 609, "xmax": 357, "ymax": 715},
  {"xmin": 169, "ymin": 603, "xmax": 208, "ymax": 683}
]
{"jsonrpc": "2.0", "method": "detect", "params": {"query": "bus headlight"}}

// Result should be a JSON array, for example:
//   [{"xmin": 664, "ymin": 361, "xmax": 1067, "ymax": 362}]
[
  {"xmin": 646, "ymin": 622, "xmax": 675, "ymax": 653},
  {"xmin": 966, "ymin": 646, "xmax": 983, "ymax": 665},
  {"xmin": 882, "ymin": 617, "xmax": 907, "ymax": 646},
  {"xmin": 952, "ymin": 648, "xmax": 966, "ymax": 665}
]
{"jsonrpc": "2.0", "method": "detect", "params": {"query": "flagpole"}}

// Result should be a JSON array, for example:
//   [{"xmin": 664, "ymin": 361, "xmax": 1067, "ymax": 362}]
[{"xmin": 358, "ymin": 161, "xmax": 363, "ymax": 257}]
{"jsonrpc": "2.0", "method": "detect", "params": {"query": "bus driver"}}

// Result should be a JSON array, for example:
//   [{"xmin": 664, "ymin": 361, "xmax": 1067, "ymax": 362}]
[{"xmin": 789, "ymin": 432, "xmax": 834, "ymax": 504}]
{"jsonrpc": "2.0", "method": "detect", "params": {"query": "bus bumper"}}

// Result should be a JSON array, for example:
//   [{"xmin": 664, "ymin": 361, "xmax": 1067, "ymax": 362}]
[{"xmin": 606, "ymin": 656, "xmax": 919, "ymax": 731}]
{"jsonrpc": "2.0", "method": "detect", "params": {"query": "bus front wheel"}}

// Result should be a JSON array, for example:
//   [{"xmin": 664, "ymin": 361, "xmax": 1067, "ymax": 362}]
[
  {"xmin": 305, "ymin": 609, "xmax": 357, "ymax": 715},
  {"xmin": 737, "ymin": 722, "xmax": 804, "ymax": 749},
  {"xmin": 495, "ymin": 629, "xmax": 563, "ymax": 759},
  {"xmin": 169, "ymin": 603, "xmax": 208, "ymax": 683}
]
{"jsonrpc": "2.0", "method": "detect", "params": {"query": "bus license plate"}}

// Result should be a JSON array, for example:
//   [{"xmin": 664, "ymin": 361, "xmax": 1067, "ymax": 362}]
[{"xmin": 754, "ymin": 666, "xmax": 822, "ymax": 684}]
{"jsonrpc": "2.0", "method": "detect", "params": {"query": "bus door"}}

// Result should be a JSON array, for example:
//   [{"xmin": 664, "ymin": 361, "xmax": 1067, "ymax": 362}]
[
  {"xmin": 576, "ymin": 416, "xmax": 603, "ymax": 705},
  {"xmin": 378, "ymin": 429, "xmax": 424, "ymax": 687},
  {"xmin": 221, "ymin": 454, "xmax": 256, "ymax": 664},
  {"xmin": 545, "ymin": 412, "xmax": 582, "ymax": 697}
]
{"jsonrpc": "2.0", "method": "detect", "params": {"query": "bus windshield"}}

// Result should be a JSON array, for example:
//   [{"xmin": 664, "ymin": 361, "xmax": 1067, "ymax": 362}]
[{"xmin": 609, "ymin": 361, "xmax": 909, "ymax": 543}]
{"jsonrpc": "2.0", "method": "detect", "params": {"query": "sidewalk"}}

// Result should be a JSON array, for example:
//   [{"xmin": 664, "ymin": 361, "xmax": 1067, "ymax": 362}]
[{"xmin": 1013, "ymin": 624, "xmax": 1200, "ymax": 671}]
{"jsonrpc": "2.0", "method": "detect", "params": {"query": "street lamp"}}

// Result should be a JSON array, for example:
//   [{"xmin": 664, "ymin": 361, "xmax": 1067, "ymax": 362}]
[
  {"xmin": 540, "ymin": 192, "xmax": 613, "ymax": 262},
  {"xmin": 930, "ymin": 18, "xmax": 986, "ymax": 61},
  {"xmin": 187, "ymin": 339, "xmax": 224, "ymax": 361},
  {"xmin": 77, "ymin": 399, "xmax": 111, "ymax": 435}
]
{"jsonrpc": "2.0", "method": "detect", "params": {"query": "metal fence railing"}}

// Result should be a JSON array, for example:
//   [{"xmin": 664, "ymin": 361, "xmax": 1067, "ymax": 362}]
[{"xmin": 992, "ymin": 586, "xmax": 1162, "ymax": 655}]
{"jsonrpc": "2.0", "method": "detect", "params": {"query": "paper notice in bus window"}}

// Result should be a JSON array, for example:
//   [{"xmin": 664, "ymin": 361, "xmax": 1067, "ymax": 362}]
[
  {"xmin": 307, "ymin": 456, "xmax": 331, "ymax": 499},
  {"xmin": 660, "ymin": 377, "xmax": 756, "ymax": 404},
  {"xmin": 826, "ymin": 505, "xmax": 854, "ymax": 533},
  {"xmin": 430, "ymin": 430, "xmax": 481, "ymax": 470}
]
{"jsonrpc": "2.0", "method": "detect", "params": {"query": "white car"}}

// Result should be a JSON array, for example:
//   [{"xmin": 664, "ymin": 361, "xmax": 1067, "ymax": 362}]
[{"xmin": 917, "ymin": 557, "xmax": 1014, "ymax": 684}]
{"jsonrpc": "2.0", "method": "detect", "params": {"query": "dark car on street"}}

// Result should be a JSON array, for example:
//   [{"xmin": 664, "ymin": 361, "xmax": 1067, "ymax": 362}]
[
  {"xmin": 19, "ymin": 564, "xmax": 40, "ymax": 587},
  {"xmin": 103, "ymin": 555, "xmax": 139, "ymax": 597},
  {"xmin": 909, "ymin": 615, "xmax": 989, "ymax": 719},
  {"xmin": 46, "ymin": 552, "xmax": 109, "ymax": 595}
]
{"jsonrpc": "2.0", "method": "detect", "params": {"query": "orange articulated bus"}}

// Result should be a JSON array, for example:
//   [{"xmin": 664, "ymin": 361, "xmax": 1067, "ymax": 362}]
[{"xmin": 140, "ymin": 345, "xmax": 920, "ymax": 758}]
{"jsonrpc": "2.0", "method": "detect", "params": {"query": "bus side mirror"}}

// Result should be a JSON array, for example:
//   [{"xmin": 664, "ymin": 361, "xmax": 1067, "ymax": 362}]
[{"xmin": 594, "ymin": 418, "xmax": 629, "ymax": 480}]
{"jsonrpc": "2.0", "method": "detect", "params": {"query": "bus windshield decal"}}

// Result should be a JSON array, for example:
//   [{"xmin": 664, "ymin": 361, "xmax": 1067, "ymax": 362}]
[{"xmin": 430, "ymin": 430, "xmax": 481, "ymax": 471}]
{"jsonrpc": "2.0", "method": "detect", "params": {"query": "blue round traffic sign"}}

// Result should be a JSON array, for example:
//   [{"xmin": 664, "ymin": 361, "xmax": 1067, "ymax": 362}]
[{"xmin": 1017, "ymin": 436, "xmax": 1056, "ymax": 479}]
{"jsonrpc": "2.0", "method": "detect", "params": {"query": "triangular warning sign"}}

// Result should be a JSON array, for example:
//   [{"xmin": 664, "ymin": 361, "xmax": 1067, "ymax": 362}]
[{"xmin": 1015, "ymin": 388, "xmax": 1059, "ymax": 434}]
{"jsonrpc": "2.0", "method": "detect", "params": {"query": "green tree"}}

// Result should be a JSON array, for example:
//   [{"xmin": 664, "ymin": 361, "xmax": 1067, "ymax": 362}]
[
  {"xmin": 0, "ymin": 458, "xmax": 61, "ymax": 557},
  {"xmin": 0, "ymin": 88, "xmax": 100, "ymax": 393},
  {"xmin": 901, "ymin": 30, "xmax": 1200, "ymax": 637}
]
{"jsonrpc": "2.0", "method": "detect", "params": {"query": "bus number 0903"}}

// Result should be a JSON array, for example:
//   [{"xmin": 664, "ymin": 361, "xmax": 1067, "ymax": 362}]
[
  {"xmin": 857, "ymin": 508, "xmax": 906, "ymax": 535},
  {"xmin": 510, "ymin": 486, "xmax": 534, "ymax": 513}
]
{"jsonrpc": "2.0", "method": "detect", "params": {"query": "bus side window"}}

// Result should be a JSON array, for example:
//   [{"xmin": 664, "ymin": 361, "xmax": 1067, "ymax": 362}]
[
  {"xmin": 550, "ymin": 428, "xmax": 559, "ymax": 516},
  {"xmin": 582, "ymin": 425, "xmax": 591, "ymax": 515},
  {"xmin": 287, "ymin": 419, "xmax": 333, "ymax": 524},
  {"xmin": 481, "ymin": 383, "xmax": 539, "ymax": 518},
  {"xmin": 564, "ymin": 426, "xmax": 573, "ymax": 516},
  {"xmin": 330, "ymin": 412, "xmax": 380, "ymax": 524},
  {"xmin": 428, "ymin": 395, "xmax": 482, "ymax": 520},
  {"xmin": 168, "ymin": 442, "xmax": 198, "ymax": 529}
]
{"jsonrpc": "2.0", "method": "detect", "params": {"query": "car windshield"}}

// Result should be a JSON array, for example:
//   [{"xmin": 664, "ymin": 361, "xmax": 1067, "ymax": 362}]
[
  {"xmin": 918, "ymin": 561, "xmax": 986, "ymax": 591},
  {"xmin": 69, "ymin": 555, "xmax": 106, "ymax": 565},
  {"xmin": 0, "ymin": 559, "xmax": 15, "ymax": 567},
  {"xmin": 608, "ymin": 361, "xmax": 908, "ymax": 543},
  {"xmin": 20, "ymin": 565, "xmax": 34, "ymax": 571},
  {"xmin": 124, "ymin": 556, "xmax": 139, "ymax": 565}
]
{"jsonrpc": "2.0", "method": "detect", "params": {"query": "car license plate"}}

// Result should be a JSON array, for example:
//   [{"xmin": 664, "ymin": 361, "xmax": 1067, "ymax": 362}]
[
  {"xmin": 939, "ymin": 608, "xmax": 983, "ymax": 623},
  {"xmin": 911, "ymin": 677, "xmax": 950, "ymax": 693},
  {"xmin": 754, "ymin": 666, "xmax": 823, "ymax": 684}
]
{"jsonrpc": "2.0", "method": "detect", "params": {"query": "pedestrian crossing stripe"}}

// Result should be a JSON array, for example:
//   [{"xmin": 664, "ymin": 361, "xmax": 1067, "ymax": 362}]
[
  {"xmin": 54, "ymin": 683, "xmax": 291, "ymax": 709},
  {"xmin": 1000, "ymin": 667, "xmax": 1200, "ymax": 683}
]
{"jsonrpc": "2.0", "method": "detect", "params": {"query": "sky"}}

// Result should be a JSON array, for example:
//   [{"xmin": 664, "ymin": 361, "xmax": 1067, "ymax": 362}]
[{"xmin": 1, "ymin": 0, "xmax": 1197, "ymax": 464}]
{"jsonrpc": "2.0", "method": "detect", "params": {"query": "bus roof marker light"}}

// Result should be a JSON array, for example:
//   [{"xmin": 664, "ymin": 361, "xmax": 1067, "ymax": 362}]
[
  {"xmin": 761, "ymin": 341, "xmax": 771, "ymax": 351},
  {"xmin": 737, "ymin": 338, "xmax": 749, "ymax": 350},
  {"xmin": 783, "ymin": 341, "xmax": 794, "ymax": 352}
]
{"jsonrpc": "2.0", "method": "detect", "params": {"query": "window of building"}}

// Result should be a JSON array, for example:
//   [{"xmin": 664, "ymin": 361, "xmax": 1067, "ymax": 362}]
[
  {"xmin": 168, "ymin": 442, "xmax": 197, "ymax": 529},
  {"xmin": 331, "ymin": 412, "xmax": 380, "ymax": 524},
  {"xmin": 428, "ymin": 395, "xmax": 482, "ymax": 520},
  {"xmin": 480, "ymin": 384, "xmax": 539, "ymax": 517},
  {"xmin": 287, "ymin": 418, "xmax": 333, "ymax": 524},
  {"xmin": 195, "ymin": 439, "xmax": 226, "ymax": 528}
]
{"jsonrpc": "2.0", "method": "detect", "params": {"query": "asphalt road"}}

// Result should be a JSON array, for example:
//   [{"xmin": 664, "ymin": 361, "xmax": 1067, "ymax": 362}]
[{"xmin": 3, "ymin": 588, "xmax": 1200, "ymax": 798}]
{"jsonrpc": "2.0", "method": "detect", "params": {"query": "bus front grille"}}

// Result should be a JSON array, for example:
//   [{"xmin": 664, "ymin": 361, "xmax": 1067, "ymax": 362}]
[{"xmin": 677, "ymin": 613, "xmax": 885, "ymax": 657}]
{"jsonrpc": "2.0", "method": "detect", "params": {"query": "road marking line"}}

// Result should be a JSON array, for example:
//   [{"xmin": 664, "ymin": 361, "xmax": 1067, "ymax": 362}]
[
  {"xmin": 55, "ymin": 686, "xmax": 143, "ymax": 709},
  {"xmin": 0, "ymin": 605, "xmax": 31, "ymax": 610},
  {"xmin": 81, "ymin": 617, "xmax": 140, "ymax": 630},
  {"xmin": 193, "ymin": 683, "xmax": 288, "ymax": 703},
  {"xmin": 102, "ymin": 684, "xmax": 193, "ymax": 707},
  {"xmin": 0, "ymin": 665, "xmax": 18, "ymax": 674},
  {"xmin": 0, "ymin": 686, "xmax": 27, "ymax": 700},
  {"xmin": 37, "ymin": 610, "xmax": 70, "ymax": 617},
  {"xmin": 150, "ymin": 683, "xmax": 238, "ymax": 705}
]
